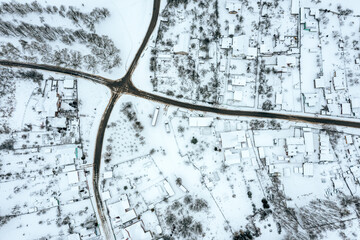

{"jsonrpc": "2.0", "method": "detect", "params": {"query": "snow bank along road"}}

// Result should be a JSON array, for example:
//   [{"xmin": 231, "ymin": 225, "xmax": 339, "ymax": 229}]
[{"xmin": 1, "ymin": 0, "xmax": 360, "ymax": 239}]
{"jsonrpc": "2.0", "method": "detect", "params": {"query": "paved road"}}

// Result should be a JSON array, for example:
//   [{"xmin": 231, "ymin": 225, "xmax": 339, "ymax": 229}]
[
  {"xmin": 92, "ymin": 93, "xmax": 119, "ymax": 240},
  {"xmin": 0, "ymin": 60, "xmax": 115, "ymax": 88}
]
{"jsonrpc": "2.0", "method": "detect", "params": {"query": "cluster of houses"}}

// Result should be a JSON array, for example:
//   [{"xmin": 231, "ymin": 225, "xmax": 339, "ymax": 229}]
[{"xmin": 99, "ymin": 155, "xmax": 186, "ymax": 239}]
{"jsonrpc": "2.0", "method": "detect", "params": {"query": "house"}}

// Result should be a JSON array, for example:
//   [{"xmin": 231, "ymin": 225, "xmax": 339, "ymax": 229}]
[
  {"xmin": 174, "ymin": 33, "xmax": 190, "ymax": 55},
  {"xmin": 103, "ymin": 171, "xmax": 113, "ymax": 179},
  {"xmin": 304, "ymin": 129, "xmax": 314, "ymax": 155},
  {"xmin": 319, "ymin": 133, "xmax": 334, "ymax": 162},
  {"xmin": 232, "ymin": 76, "xmax": 246, "ymax": 86},
  {"xmin": 102, "ymin": 191, "xmax": 111, "ymax": 201},
  {"xmin": 122, "ymin": 221, "xmax": 152, "ymax": 240},
  {"xmin": 67, "ymin": 171, "xmax": 79, "ymax": 184},
  {"xmin": 108, "ymin": 196, "xmax": 137, "ymax": 224},
  {"xmin": 232, "ymin": 35, "xmax": 257, "ymax": 59},
  {"xmin": 229, "ymin": 24, "xmax": 235, "ymax": 36},
  {"xmin": 333, "ymin": 71, "xmax": 346, "ymax": 90},
  {"xmin": 303, "ymin": 93, "xmax": 318, "ymax": 107},
  {"xmin": 225, "ymin": 1, "xmax": 241, "ymax": 14},
  {"xmin": 314, "ymin": 77, "xmax": 325, "ymax": 88},
  {"xmin": 253, "ymin": 133, "xmax": 274, "ymax": 147},
  {"xmin": 220, "ymin": 58, "xmax": 227, "ymax": 72},
  {"xmin": 341, "ymin": 103, "xmax": 352, "ymax": 115},
  {"xmin": 233, "ymin": 91, "xmax": 243, "ymax": 101},
  {"xmin": 303, "ymin": 163, "xmax": 314, "ymax": 177},
  {"xmin": 220, "ymin": 131, "xmax": 246, "ymax": 148},
  {"xmin": 275, "ymin": 93, "xmax": 283, "ymax": 106},
  {"xmin": 221, "ymin": 37, "xmax": 233, "ymax": 49},
  {"xmin": 274, "ymin": 56, "xmax": 296, "ymax": 72},
  {"xmin": 224, "ymin": 150, "xmax": 241, "ymax": 165},
  {"xmin": 163, "ymin": 180, "xmax": 175, "ymax": 197},
  {"xmin": 291, "ymin": 0, "xmax": 299, "ymax": 15},
  {"xmin": 189, "ymin": 117, "xmax": 213, "ymax": 127},
  {"xmin": 64, "ymin": 79, "xmax": 74, "ymax": 89},
  {"xmin": 67, "ymin": 233, "xmax": 81, "ymax": 240},
  {"xmin": 286, "ymin": 137, "xmax": 305, "ymax": 156}
]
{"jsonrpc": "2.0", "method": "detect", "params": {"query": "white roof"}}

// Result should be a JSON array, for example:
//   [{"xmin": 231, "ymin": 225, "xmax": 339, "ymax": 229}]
[
  {"xmin": 303, "ymin": 163, "xmax": 314, "ymax": 176},
  {"xmin": 220, "ymin": 58, "xmax": 227, "ymax": 72},
  {"xmin": 229, "ymin": 24, "xmax": 235, "ymax": 35},
  {"xmin": 64, "ymin": 79, "xmax": 74, "ymax": 89},
  {"xmin": 221, "ymin": 37, "xmax": 233, "ymax": 49},
  {"xmin": 67, "ymin": 233, "xmax": 81, "ymax": 240},
  {"xmin": 304, "ymin": 93, "xmax": 318, "ymax": 107},
  {"xmin": 67, "ymin": 171, "xmax": 79, "ymax": 184},
  {"xmin": 224, "ymin": 150, "xmax": 241, "ymax": 165},
  {"xmin": 102, "ymin": 191, "xmax": 111, "ymax": 201},
  {"xmin": 291, "ymin": 0, "xmax": 299, "ymax": 14},
  {"xmin": 351, "ymin": 98, "xmax": 360, "ymax": 108},
  {"xmin": 108, "ymin": 200, "xmax": 136, "ymax": 222},
  {"xmin": 275, "ymin": 93, "xmax": 283, "ymax": 105},
  {"xmin": 221, "ymin": 131, "xmax": 246, "ymax": 148},
  {"xmin": 232, "ymin": 77, "xmax": 246, "ymax": 86},
  {"xmin": 241, "ymin": 150, "xmax": 250, "ymax": 158},
  {"xmin": 123, "ymin": 221, "xmax": 152, "ymax": 240},
  {"xmin": 258, "ymin": 147, "xmax": 265, "ymax": 159},
  {"xmin": 314, "ymin": 77, "xmax": 325, "ymax": 88},
  {"xmin": 163, "ymin": 180, "xmax": 175, "ymax": 197},
  {"xmin": 341, "ymin": 103, "xmax": 351, "ymax": 115},
  {"xmin": 233, "ymin": 91, "xmax": 242, "ymax": 101},
  {"xmin": 174, "ymin": 33, "xmax": 190, "ymax": 54},
  {"xmin": 286, "ymin": 137, "xmax": 304, "ymax": 145},
  {"xmin": 226, "ymin": 1, "xmax": 241, "ymax": 13},
  {"xmin": 253, "ymin": 133, "xmax": 273, "ymax": 147},
  {"xmin": 103, "ymin": 171, "xmax": 113, "ymax": 179},
  {"xmin": 333, "ymin": 72, "xmax": 346, "ymax": 90},
  {"xmin": 304, "ymin": 132, "xmax": 314, "ymax": 155},
  {"xmin": 189, "ymin": 117, "xmax": 213, "ymax": 127}
]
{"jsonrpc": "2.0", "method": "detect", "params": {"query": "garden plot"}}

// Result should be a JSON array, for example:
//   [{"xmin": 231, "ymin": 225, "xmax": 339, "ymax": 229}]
[
  {"xmin": 0, "ymin": 198, "xmax": 96, "ymax": 240},
  {"xmin": 0, "ymin": 170, "xmax": 89, "ymax": 216}
]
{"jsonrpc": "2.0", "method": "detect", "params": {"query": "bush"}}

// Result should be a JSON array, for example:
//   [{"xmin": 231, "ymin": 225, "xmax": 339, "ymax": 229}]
[{"xmin": 191, "ymin": 137, "xmax": 198, "ymax": 144}]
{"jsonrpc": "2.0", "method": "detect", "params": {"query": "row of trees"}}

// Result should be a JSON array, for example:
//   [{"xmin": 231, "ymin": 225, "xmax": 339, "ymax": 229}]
[{"xmin": 0, "ymin": 1, "xmax": 110, "ymax": 32}]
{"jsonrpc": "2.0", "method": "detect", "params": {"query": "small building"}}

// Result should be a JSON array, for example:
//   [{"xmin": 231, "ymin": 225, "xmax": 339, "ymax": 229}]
[
  {"xmin": 122, "ymin": 221, "xmax": 152, "ymax": 240},
  {"xmin": 303, "ymin": 93, "xmax": 318, "ymax": 107},
  {"xmin": 314, "ymin": 77, "xmax": 325, "ymax": 88},
  {"xmin": 221, "ymin": 131, "xmax": 246, "ymax": 149},
  {"xmin": 224, "ymin": 150, "xmax": 241, "ymax": 165},
  {"xmin": 102, "ymin": 191, "xmax": 111, "ymax": 201},
  {"xmin": 233, "ymin": 91, "xmax": 243, "ymax": 101},
  {"xmin": 303, "ymin": 163, "xmax": 314, "ymax": 177},
  {"xmin": 319, "ymin": 133, "xmax": 334, "ymax": 162},
  {"xmin": 291, "ymin": 0, "xmax": 299, "ymax": 15},
  {"xmin": 64, "ymin": 79, "xmax": 74, "ymax": 89},
  {"xmin": 232, "ymin": 77, "xmax": 246, "ymax": 86},
  {"xmin": 228, "ymin": 24, "xmax": 235, "ymax": 36},
  {"xmin": 174, "ymin": 33, "xmax": 190, "ymax": 55},
  {"xmin": 220, "ymin": 58, "xmax": 227, "ymax": 72},
  {"xmin": 341, "ymin": 103, "xmax": 352, "ymax": 115},
  {"xmin": 333, "ymin": 71, "xmax": 346, "ymax": 90},
  {"xmin": 67, "ymin": 171, "xmax": 79, "ymax": 184},
  {"xmin": 275, "ymin": 93, "xmax": 283, "ymax": 106},
  {"xmin": 226, "ymin": 1, "xmax": 241, "ymax": 14},
  {"xmin": 189, "ymin": 117, "xmax": 213, "ymax": 127},
  {"xmin": 253, "ymin": 133, "xmax": 274, "ymax": 147},
  {"xmin": 221, "ymin": 37, "xmax": 233, "ymax": 49},
  {"xmin": 304, "ymin": 129, "xmax": 314, "ymax": 155},
  {"xmin": 103, "ymin": 171, "xmax": 113, "ymax": 179},
  {"xmin": 163, "ymin": 180, "xmax": 175, "ymax": 197}
]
